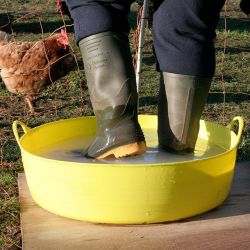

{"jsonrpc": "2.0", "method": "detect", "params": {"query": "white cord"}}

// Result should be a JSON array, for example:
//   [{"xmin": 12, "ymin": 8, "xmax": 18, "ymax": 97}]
[{"xmin": 135, "ymin": 0, "xmax": 149, "ymax": 93}]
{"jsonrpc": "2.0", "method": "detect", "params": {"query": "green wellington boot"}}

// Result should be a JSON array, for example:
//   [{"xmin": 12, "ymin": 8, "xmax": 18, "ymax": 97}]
[
  {"xmin": 79, "ymin": 32, "xmax": 146, "ymax": 159},
  {"xmin": 158, "ymin": 72, "xmax": 212, "ymax": 153}
]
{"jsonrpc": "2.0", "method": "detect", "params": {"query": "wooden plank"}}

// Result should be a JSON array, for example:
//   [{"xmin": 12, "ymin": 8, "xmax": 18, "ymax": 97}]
[{"xmin": 19, "ymin": 162, "xmax": 250, "ymax": 250}]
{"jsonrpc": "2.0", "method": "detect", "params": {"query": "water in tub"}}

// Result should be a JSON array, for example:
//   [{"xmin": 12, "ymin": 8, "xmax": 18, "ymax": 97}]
[{"xmin": 38, "ymin": 128, "xmax": 226, "ymax": 164}]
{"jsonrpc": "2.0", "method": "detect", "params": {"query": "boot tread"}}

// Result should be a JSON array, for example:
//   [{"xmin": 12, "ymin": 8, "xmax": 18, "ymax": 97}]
[{"xmin": 96, "ymin": 141, "xmax": 147, "ymax": 159}]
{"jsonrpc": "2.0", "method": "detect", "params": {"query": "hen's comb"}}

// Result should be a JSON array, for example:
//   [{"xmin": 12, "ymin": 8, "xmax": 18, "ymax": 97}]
[
  {"xmin": 56, "ymin": 28, "xmax": 69, "ymax": 48},
  {"xmin": 61, "ymin": 29, "xmax": 68, "ymax": 39}
]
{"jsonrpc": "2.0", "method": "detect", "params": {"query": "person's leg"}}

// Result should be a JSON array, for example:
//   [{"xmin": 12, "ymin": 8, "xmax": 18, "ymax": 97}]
[
  {"xmin": 153, "ymin": 0, "xmax": 225, "ymax": 152},
  {"xmin": 67, "ymin": 0, "xmax": 146, "ymax": 158},
  {"xmin": 157, "ymin": 73, "xmax": 211, "ymax": 152},
  {"xmin": 67, "ymin": 0, "xmax": 133, "ymax": 44}
]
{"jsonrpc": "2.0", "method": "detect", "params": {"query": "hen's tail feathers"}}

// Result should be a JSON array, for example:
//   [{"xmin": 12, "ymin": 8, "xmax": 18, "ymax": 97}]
[{"xmin": 0, "ymin": 31, "xmax": 12, "ymax": 43}]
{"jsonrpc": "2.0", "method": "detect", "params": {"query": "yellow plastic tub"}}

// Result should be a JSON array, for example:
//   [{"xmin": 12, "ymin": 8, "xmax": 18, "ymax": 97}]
[{"xmin": 13, "ymin": 115, "xmax": 243, "ymax": 224}]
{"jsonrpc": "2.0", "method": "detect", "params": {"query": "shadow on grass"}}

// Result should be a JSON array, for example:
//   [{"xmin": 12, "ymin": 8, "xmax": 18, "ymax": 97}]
[
  {"xmin": 129, "ymin": 10, "xmax": 138, "ymax": 30},
  {"xmin": 0, "ymin": 13, "xmax": 13, "ymax": 33},
  {"xmin": 207, "ymin": 92, "xmax": 250, "ymax": 104},
  {"xmin": 213, "ymin": 75, "xmax": 235, "ymax": 82},
  {"xmin": 139, "ymin": 96, "xmax": 158, "ymax": 107},
  {"xmin": 9, "ymin": 20, "xmax": 73, "ymax": 34},
  {"xmin": 0, "ymin": 12, "xmax": 74, "ymax": 34},
  {"xmin": 217, "ymin": 17, "xmax": 250, "ymax": 32},
  {"xmin": 2, "ymin": 13, "xmax": 249, "ymax": 35},
  {"xmin": 130, "ymin": 15, "xmax": 250, "ymax": 33},
  {"xmin": 216, "ymin": 46, "xmax": 250, "ymax": 54},
  {"xmin": 139, "ymin": 92, "xmax": 250, "ymax": 107},
  {"xmin": 143, "ymin": 54, "xmax": 157, "ymax": 66}
]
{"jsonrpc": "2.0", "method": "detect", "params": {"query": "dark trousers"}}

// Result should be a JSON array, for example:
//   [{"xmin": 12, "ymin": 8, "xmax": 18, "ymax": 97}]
[{"xmin": 67, "ymin": 0, "xmax": 225, "ymax": 77}]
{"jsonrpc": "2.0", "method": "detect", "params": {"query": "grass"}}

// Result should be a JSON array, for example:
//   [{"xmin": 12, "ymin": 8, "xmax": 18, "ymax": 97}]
[{"xmin": 0, "ymin": 0, "xmax": 249, "ymax": 248}]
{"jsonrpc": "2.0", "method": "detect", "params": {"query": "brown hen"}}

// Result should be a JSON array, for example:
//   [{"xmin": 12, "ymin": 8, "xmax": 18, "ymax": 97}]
[{"xmin": 0, "ymin": 30, "xmax": 75, "ymax": 112}]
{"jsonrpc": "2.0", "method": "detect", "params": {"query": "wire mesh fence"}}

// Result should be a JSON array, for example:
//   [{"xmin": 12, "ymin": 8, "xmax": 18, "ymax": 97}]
[
  {"xmin": 0, "ymin": 0, "xmax": 249, "ymax": 247},
  {"xmin": 0, "ymin": 3, "xmax": 249, "ymax": 163}
]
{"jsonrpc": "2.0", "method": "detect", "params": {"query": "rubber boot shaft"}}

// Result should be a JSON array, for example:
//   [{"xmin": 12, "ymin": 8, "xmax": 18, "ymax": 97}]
[
  {"xmin": 158, "ymin": 73, "xmax": 211, "ymax": 152},
  {"xmin": 79, "ymin": 32, "xmax": 145, "ymax": 158}
]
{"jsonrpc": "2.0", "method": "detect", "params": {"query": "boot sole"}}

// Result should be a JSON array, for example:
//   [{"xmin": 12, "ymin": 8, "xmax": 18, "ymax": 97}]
[{"xmin": 96, "ymin": 141, "xmax": 147, "ymax": 159}]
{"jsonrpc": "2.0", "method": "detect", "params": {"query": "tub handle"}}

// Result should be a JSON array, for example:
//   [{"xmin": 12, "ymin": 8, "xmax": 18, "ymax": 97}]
[
  {"xmin": 228, "ymin": 116, "xmax": 244, "ymax": 146},
  {"xmin": 12, "ymin": 121, "xmax": 31, "ymax": 148}
]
